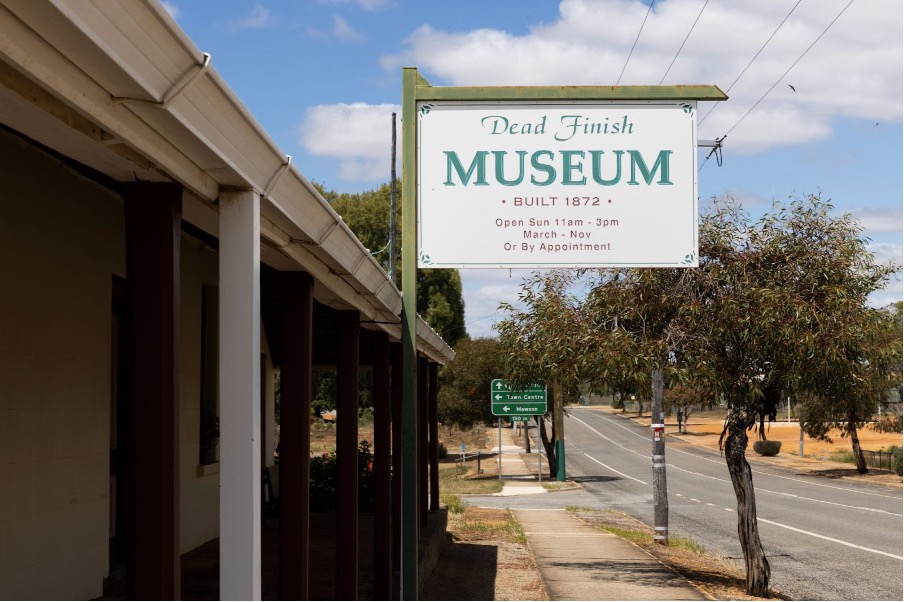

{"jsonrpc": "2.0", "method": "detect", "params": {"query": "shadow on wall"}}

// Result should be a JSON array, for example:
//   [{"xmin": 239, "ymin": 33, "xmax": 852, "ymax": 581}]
[{"xmin": 420, "ymin": 541, "xmax": 499, "ymax": 601}]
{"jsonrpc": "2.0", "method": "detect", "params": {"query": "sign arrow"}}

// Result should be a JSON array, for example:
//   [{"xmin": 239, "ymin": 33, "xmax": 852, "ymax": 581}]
[
  {"xmin": 495, "ymin": 394, "xmax": 502, "ymax": 400},
  {"xmin": 495, "ymin": 381, "xmax": 504, "ymax": 389},
  {"xmin": 502, "ymin": 405, "xmax": 510, "ymax": 412}
]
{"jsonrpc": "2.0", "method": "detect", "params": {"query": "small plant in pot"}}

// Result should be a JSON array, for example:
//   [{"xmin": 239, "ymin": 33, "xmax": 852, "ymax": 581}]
[{"xmin": 753, "ymin": 439, "xmax": 781, "ymax": 456}]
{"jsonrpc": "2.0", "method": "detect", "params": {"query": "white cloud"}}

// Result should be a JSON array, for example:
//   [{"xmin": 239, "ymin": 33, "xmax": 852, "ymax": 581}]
[
  {"xmin": 299, "ymin": 103, "xmax": 400, "ymax": 181},
  {"xmin": 850, "ymin": 207, "xmax": 904, "ymax": 235},
  {"xmin": 333, "ymin": 15, "xmax": 365, "ymax": 42},
  {"xmin": 231, "ymin": 5, "xmax": 276, "ymax": 30},
  {"xmin": 867, "ymin": 242, "xmax": 904, "ymax": 267},
  {"xmin": 459, "ymin": 269, "xmax": 545, "ymax": 338},
  {"xmin": 160, "ymin": 1, "xmax": 180, "ymax": 19},
  {"xmin": 380, "ymin": 0, "xmax": 902, "ymax": 153}
]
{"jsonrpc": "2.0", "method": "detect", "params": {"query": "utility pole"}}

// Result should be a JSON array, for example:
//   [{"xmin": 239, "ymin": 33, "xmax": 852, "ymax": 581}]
[
  {"xmin": 650, "ymin": 366, "xmax": 668, "ymax": 545},
  {"xmin": 389, "ymin": 113, "xmax": 398, "ymax": 287}
]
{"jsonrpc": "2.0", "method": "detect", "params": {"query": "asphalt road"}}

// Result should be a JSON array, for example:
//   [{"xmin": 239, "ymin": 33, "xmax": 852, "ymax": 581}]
[{"xmin": 467, "ymin": 408, "xmax": 904, "ymax": 601}]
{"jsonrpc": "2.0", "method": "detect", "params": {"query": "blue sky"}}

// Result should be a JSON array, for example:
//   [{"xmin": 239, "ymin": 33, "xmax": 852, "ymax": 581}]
[{"xmin": 162, "ymin": 0, "xmax": 903, "ymax": 338}]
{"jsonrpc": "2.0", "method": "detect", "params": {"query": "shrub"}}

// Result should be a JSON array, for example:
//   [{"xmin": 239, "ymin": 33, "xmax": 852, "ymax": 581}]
[
  {"xmin": 891, "ymin": 446, "xmax": 903, "ymax": 477},
  {"xmin": 753, "ymin": 440, "xmax": 782, "ymax": 456},
  {"xmin": 442, "ymin": 493, "xmax": 467, "ymax": 514},
  {"xmin": 438, "ymin": 442, "xmax": 448, "ymax": 459},
  {"xmin": 309, "ymin": 440, "xmax": 375, "ymax": 512}
]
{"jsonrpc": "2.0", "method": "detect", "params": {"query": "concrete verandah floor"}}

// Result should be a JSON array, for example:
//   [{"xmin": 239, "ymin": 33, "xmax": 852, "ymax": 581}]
[{"xmin": 98, "ymin": 511, "xmax": 446, "ymax": 600}]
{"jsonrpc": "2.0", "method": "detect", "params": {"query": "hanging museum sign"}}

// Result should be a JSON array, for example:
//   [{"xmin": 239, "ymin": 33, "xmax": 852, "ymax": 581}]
[{"xmin": 416, "ymin": 100, "xmax": 702, "ymax": 268}]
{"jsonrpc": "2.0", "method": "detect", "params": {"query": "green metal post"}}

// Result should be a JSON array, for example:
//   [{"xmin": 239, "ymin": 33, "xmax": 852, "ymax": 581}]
[
  {"xmin": 400, "ymin": 66, "xmax": 419, "ymax": 601},
  {"xmin": 554, "ymin": 380, "xmax": 566, "ymax": 481}
]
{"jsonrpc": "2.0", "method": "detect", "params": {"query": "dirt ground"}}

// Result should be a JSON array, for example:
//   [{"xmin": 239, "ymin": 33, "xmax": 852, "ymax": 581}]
[
  {"xmin": 420, "ymin": 507, "xmax": 546, "ymax": 601},
  {"xmin": 437, "ymin": 409, "xmax": 900, "ymax": 601},
  {"xmin": 302, "ymin": 409, "xmax": 900, "ymax": 601},
  {"xmin": 598, "ymin": 405, "xmax": 903, "ymax": 486}
]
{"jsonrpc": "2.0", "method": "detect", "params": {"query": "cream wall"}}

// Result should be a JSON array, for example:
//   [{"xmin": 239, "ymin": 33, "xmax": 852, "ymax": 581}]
[
  {"xmin": 0, "ymin": 127, "xmax": 279, "ymax": 598},
  {"xmin": 179, "ymin": 235, "xmax": 221, "ymax": 552},
  {"xmin": 0, "ymin": 129, "xmax": 124, "ymax": 599}
]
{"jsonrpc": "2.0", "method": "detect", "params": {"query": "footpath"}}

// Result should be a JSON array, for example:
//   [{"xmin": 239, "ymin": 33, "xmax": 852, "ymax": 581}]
[{"xmin": 481, "ymin": 427, "xmax": 707, "ymax": 601}]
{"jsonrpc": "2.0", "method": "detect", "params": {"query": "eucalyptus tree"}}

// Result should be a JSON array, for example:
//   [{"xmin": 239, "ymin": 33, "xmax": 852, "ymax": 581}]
[
  {"xmin": 686, "ymin": 193, "xmax": 897, "ymax": 596},
  {"xmin": 436, "ymin": 337, "xmax": 504, "ymax": 431},
  {"xmin": 496, "ymin": 270, "xmax": 585, "ymax": 478},
  {"xmin": 322, "ymin": 181, "xmax": 468, "ymax": 346},
  {"xmin": 795, "ymin": 303, "xmax": 902, "ymax": 472},
  {"xmin": 579, "ymin": 265, "xmax": 699, "ymax": 545}
]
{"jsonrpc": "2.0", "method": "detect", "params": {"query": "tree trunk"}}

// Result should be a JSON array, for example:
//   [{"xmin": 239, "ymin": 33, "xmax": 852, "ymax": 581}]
[
  {"xmin": 525, "ymin": 421, "xmax": 531, "ymax": 454},
  {"xmin": 538, "ymin": 415, "xmax": 557, "ymax": 478},
  {"xmin": 848, "ymin": 416, "xmax": 868, "ymax": 474},
  {"xmin": 724, "ymin": 408, "xmax": 771, "ymax": 597}
]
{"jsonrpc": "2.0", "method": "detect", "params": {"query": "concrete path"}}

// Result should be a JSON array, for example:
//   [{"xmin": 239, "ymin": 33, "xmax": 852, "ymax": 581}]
[
  {"xmin": 477, "ymin": 425, "xmax": 707, "ymax": 601},
  {"xmin": 513, "ymin": 509, "xmax": 707, "ymax": 601}
]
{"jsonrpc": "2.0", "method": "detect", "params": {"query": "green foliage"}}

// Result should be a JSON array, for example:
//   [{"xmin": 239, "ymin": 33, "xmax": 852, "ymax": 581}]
[
  {"xmin": 438, "ymin": 337, "xmax": 506, "ymax": 429},
  {"xmin": 437, "ymin": 442, "xmax": 448, "ymax": 459},
  {"xmin": 317, "ymin": 180, "xmax": 468, "ymax": 346},
  {"xmin": 892, "ymin": 446, "xmax": 903, "ymax": 476},
  {"xmin": 318, "ymin": 181, "xmax": 399, "ymax": 274},
  {"xmin": 442, "ymin": 493, "xmax": 467, "ymax": 514},
  {"xmin": 417, "ymin": 269, "xmax": 467, "ymax": 347},
  {"xmin": 691, "ymin": 194, "xmax": 899, "ymax": 438},
  {"xmin": 496, "ymin": 270, "xmax": 587, "ymax": 394},
  {"xmin": 309, "ymin": 440, "xmax": 375, "ymax": 512}
]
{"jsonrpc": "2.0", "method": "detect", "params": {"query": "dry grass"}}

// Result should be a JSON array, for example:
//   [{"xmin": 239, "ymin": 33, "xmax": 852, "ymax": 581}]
[
  {"xmin": 421, "ymin": 506, "xmax": 546, "ymax": 601},
  {"xmin": 568, "ymin": 508, "xmax": 789, "ymax": 601}
]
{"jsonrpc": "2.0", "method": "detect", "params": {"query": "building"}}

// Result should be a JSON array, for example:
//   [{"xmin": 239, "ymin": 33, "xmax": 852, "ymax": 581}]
[{"xmin": 0, "ymin": 1, "xmax": 452, "ymax": 598}]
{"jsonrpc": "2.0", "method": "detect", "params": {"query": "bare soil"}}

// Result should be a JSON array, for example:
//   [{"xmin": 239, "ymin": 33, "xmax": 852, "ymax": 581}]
[
  {"xmin": 420, "ymin": 507, "xmax": 546, "ymax": 601},
  {"xmin": 301, "ymin": 410, "xmax": 899, "ymax": 601}
]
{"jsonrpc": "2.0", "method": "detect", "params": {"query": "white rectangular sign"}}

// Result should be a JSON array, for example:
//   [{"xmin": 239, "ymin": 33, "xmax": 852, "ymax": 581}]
[{"xmin": 416, "ymin": 101, "xmax": 698, "ymax": 268}]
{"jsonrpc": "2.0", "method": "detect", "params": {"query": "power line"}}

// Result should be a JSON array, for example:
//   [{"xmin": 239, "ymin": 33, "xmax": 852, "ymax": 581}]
[
  {"xmin": 659, "ymin": 0, "xmax": 709, "ymax": 85},
  {"xmin": 698, "ymin": 0, "xmax": 803, "ymax": 126},
  {"xmin": 700, "ymin": 0, "xmax": 856, "ymax": 173},
  {"xmin": 617, "ymin": 0, "xmax": 655, "ymax": 85},
  {"xmin": 722, "ymin": 0, "xmax": 856, "ymax": 139}
]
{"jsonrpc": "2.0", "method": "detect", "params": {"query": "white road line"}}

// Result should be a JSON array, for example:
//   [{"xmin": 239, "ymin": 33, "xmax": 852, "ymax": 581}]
[
  {"xmin": 758, "ymin": 517, "xmax": 904, "ymax": 560},
  {"xmin": 666, "ymin": 464, "xmax": 903, "ymax": 517},
  {"xmin": 571, "ymin": 409, "xmax": 902, "ymax": 500},
  {"xmin": 569, "ymin": 414, "xmax": 649, "ymax": 460},
  {"xmin": 581, "ymin": 452, "xmax": 648, "ymax": 485}
]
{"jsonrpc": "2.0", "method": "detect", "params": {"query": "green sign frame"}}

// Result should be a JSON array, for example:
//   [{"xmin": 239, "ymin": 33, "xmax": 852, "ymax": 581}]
[{"xmin": 399, "ymin": 69, "xmax": 727, "ymax": 600}]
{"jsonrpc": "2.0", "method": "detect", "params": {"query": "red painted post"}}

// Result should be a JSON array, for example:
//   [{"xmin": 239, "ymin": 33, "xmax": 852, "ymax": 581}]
[
  {"xmin": 373, "ymin": 332, "xmax": 392, "ymax": 600},
  {"xmin": 336, "ymin": 310, "xmax": 360, "ymax": 600},
  {"xmin": 278, "ymin": 272, "xmax": 313, "ymax": 600},
  {"xmin": 123, "ymin": 182, "xmax": 182, "ymax": 600}
]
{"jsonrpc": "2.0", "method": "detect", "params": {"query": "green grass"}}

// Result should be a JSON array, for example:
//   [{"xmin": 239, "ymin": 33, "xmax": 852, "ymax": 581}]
[
  {"xmin": 505, "ymin": 511, "xmax": 527, "ymax": 544},
  {"xmin": 438, "ymin": 463, "xmax": 504, "ymax": 495},
  {"xmin": 441, "ymin": 493, "xmax": 467, "ymax": 514},
  {"xmin": 828, "ymin": 449, "xmax": 855, "ymax": 464},
  {"xmin": 598, "ymin": 525, "xmax": 705, "ymax": 553}
]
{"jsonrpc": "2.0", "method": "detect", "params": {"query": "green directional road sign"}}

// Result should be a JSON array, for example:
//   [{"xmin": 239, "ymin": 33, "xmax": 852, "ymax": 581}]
[{"xmin": 491, "ymin": 379, "xmax": 547, "ymax": 416}]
